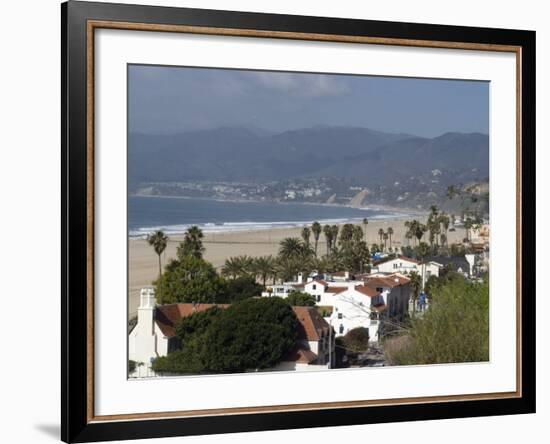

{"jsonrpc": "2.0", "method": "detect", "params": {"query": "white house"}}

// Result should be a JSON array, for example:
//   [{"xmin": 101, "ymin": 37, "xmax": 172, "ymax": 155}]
[
  {"xmin": 261, "ymin": 272, "xmax": 309, "ymax": 297},
  {"xmin": 321, "ymin": 274, "xmax": 411, "ymax": 341},
  {"xmin": 324, "ymin": 283, "xmax": 386, "ymax": 339},
  {"xmin": 362, "ymin": 274, "xmax": 412, "ymax": 325},
  {"xmin": 129, "ymin": 288, "xmax": 334, "ymax": 377},
  {"xmin": 372, "ymin": 255, "xmax": 442, "ymax": 288}
]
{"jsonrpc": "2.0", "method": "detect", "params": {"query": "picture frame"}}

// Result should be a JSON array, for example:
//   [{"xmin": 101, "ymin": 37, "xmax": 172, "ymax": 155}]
[{"xmin": 61, "ymin": 1, "xmax": 536, "ymax": 442}]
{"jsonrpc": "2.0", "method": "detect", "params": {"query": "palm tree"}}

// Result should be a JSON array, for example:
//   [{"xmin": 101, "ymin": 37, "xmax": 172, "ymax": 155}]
[
  {"xmin": 147, "ymin": 230, "xmax": 168, "ymax": 273},
  {"xmin": 221, "ymin": 257, "xmax": 242, "ymax": 279},
  {"xmin": 222, "ymin": 255, "xmax": 254, "ymax": 279},
  {"xmin": 253, "ymin": 256, "xmax": 276, "ymax": 287},
  {"xmin": 279, "ymin": 237, "xmax": 304, "ymax": 260},
  {"xmin": 331, "ymin": 225, "xmax": 339, "ymax": 251},
  {"xmin": 177, "ymin": 225, "xmax": 205, "ymax": 260},
  {"xmin": 323, "ymin": 225, "xmax": 332, "ymax": 255},
  {"xmin": 439, "ymin": 213, "xmax": 450, "ymax": 246},
  {"xmin": 383, "ymin": 232, "xmax": 389, "ymax": 251},
  {"xmin": 362, "ymin": 218, "xmax": 369, "ymax": 242},
  {"xmin": 378, "ymin": 228, "xmax": 385, "ymax": 244},
  {"xmin": 387, "ymin": 227, "xmax": 394, "ymax": 250},
  {"xmin": 301, "ymin": 227, "xmax": 311, "ymax": 248},
  {"xmin": 147, "ymin": 230, "xmax": 168, "ymax": 301},
  {"xmin": 409, "ymin": 271, "xmax": 422, "ymax": 316},
  {"xmin": 311, "ymin": 221, "xmax": 322, "ymax": 257}
]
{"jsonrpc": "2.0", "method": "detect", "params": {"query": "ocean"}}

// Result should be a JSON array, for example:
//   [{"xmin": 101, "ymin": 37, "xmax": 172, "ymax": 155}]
[{"xmin": 128, "ymin": 195, "xmax": 404, "ymax": 238}]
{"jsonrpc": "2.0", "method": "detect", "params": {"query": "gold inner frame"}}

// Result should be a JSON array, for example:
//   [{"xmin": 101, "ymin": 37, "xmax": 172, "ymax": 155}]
[{"xmin": 86, "ymin": 19, "xmax": 523, "ymax": 423}]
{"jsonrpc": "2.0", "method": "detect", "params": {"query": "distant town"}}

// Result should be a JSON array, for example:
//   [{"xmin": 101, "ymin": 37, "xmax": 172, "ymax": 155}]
[{"xmin": 133, "ymin": 174, "xmax": 489, "ymax": 213}]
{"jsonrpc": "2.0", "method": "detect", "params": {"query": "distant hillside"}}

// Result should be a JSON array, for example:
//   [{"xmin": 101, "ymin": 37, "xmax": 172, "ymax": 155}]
[{"xmin": 128, "ymin": 126, "xmax": 488, "ymax": 186}]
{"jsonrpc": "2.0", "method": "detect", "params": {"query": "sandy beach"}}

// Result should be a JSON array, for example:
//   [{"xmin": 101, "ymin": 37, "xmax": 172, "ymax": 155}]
[{"xmin": 128, "ymin": 217, "xmax": 466, "ymax": 317}]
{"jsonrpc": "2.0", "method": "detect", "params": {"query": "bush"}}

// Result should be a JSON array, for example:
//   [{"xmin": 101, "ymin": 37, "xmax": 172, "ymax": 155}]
[
  {"xmin": 342, "ymin": 327, "xmax": 370, "ymax": 354},
  {"xmin": 384, "ymin": 277, "xmax": 489, "ymax": 365},
  {"xmin": 285, "ymin": 291, "xmax": 316, "ymax": 306}
]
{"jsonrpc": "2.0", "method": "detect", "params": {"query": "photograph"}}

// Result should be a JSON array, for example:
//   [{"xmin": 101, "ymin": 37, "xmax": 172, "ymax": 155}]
[{"xmin": 127, "ymin": 65, "xmax": 490, "ymax": 378}]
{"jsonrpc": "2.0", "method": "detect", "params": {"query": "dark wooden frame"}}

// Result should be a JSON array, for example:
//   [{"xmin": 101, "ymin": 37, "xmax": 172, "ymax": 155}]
[{"xmin": 62, "ymin": 1, "xmax": 536, "ymax": 442}]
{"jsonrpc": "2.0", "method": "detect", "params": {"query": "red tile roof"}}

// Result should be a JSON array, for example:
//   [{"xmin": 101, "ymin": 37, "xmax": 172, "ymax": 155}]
[
  {"xmin": 325, "ymin": 286, "xmax": 347, "ymax": 294},
  {"xmin": 365, "ymin": 274, "xmax": 410, "ymax": 289},
  {"xmin": 354, "ymin": 285, "xmax": 381, "ymax": 297},
  {"xmin": 292, "ymin": 306, "xmax": 331, "ymax": 341},
  {"xmin": 155, "ymin": 303, "xmax": 229, "ymax": 337}
]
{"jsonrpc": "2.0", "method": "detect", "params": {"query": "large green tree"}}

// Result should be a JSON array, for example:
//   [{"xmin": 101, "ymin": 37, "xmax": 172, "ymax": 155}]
[
  {"xmin": 154, "ymin": 298, "xmax": 298, "ymax": 374},
  {"xmin": 156, "ymin": 256, "xmax": 224, "ymax": 304}
]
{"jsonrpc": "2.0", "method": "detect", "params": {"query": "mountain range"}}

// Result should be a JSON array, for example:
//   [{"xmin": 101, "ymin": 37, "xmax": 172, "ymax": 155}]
[{"xmin": 129, "ymin": 126, "xmax": 489, "ymax": 186}]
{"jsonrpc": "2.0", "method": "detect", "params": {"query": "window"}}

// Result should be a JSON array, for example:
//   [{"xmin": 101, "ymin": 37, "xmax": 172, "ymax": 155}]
[
  {"xmin": 376, "ymin": 287, "xmax": 383, "ymax": 293},
  {"xmin": 316, "ymin": 295, "xmax": 321, "ymax": 302},
  {"xmin": 312, "ymin": 284, "xmax": 316, "ymax": 290},
  {"xmin": 338, "ymin": 313, "xmax": 343, "ymax": 319},
  {"xmin": 339, "ymin": 324, "xmax": 344, "ymax": 334}
]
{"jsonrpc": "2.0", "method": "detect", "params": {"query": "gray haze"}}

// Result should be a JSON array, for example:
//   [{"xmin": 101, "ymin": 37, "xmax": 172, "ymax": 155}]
[{"xmin": 128, "ymin": 65, "xmax": 489, "ymax": 138}]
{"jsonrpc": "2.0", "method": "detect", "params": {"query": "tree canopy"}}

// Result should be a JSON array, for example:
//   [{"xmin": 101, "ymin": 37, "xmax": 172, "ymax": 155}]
[
  {"xmin": 155, "ymin": 256, "xmax": 225, "ymax": 304},
  {"xmin": 152, "ymin": 297, "xmax": 298, "ymax": 374}
]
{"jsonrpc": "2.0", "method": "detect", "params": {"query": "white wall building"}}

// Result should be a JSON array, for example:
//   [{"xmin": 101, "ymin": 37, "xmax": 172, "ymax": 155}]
[
  {"xmin": 326, "ymin": 284, "xmax": 386, "ymax": 340},
  {"xmin": 320, "ymin": 274, "xmax": 411, "ymax": 341},
  {"xmin": 372, "ymin": 255, "xmax": 442, "ymax": 288}
]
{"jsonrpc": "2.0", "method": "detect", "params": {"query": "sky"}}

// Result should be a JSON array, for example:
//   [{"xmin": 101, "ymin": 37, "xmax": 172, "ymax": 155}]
[{"xmin": 128, "ymin": 64, "xmax": 489, "ymax": 138}]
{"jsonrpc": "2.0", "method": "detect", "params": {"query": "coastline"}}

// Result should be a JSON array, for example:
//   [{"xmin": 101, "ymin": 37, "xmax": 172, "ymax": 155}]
[
  {"xmin": 129, "ymin": 194, "xmax": 423, "ymax": 238},
  {"xmin": 128, "ymin": 216, "xmax": 466, "ymax": 318}
]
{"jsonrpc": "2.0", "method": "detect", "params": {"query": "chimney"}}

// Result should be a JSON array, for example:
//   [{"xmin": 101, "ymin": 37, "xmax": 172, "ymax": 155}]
[
  {"xmin": 138, "ymin": 287, "xmax": 156, "ymax": 336},
  {"xmin": 297, "ymin": 272, "xmax": 303, "ymax": 284}
]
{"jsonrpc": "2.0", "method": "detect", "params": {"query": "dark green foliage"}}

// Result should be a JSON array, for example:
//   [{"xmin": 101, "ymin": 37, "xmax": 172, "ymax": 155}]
[
  {"xmin": 175, "ymin": 306, "xmax": 224, "ymax": 344},
  {"xmin": 152, "ymin": 298, "xmax": 298, "ymax": 375},
  {"xmin": 128, "ymin": 360, "xmax": 137, "ymax": 374},
  {"xmin": 338, "ymin": 224, "xmax": 370, "ymax": 273},
  {"xmin": 176, "ymin": 226, "xmax": 205, "ymax": 260},
  {"xmin": 155, "ymin": 256, "xmax": 225, "ymax": 304},
  {"xmin": 384, "ymin": 276, "xmax": 489, "ymax": 365},
  {"xmin": 221, "ymin": 276, "xmax": 263, "ymax": 302},
  {"xmin": 342, "ymin": 327, "xmax": 370, "ymax": 354},
  {"xmin": 286, "ymin": 291, "xmax": 316, "ymax": 307},
  {"xmin": 152, "ymin": 342, "xmax": 205, "ymax": 374}
]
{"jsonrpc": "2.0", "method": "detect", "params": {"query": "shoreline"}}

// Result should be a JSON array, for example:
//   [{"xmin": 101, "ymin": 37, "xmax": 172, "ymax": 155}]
[{"xmin": 129, "ymin": 194, "xmax": 423, "ymax": 238}]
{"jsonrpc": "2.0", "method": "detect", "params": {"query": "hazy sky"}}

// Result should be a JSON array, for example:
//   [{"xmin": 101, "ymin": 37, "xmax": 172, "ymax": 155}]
[{"xmin": 128, "ymin": 64, "xmax": 489, "ymax": 138}]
